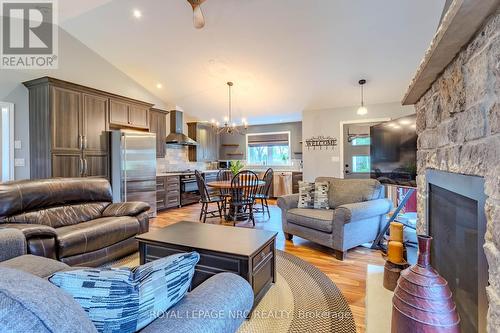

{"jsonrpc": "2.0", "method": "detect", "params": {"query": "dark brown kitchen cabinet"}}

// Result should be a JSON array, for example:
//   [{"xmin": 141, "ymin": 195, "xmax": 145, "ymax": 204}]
[
  {"xmin": 83, "ymin": 152, "xmax": 109, "ymax": 178},
  {"xmin": 156, "ymin": 175, "xmax": 180, "ymax": 211},
  {"xmin": 109, "ymin": 98, "xmax": 150, "ymax": 129},
  {"xmin": 83, "ymin": 93, "xmax": 109, "ymax": 152},
  {"xmin": 51, "ymin": 87, "xmax": 82, "ymax": 152},
  {"xmin": 51, "ymin": 153, "xmax": 82, "ymax": 178},
  {"xmin": 129, "ymin": 104, "xmax": 149, "ymax": 129},
  {"xmin": 149, "ymin": 109, "xmax": 168, "ymax": 158},
  {"xmin": 109, "ymin": 99, "xmax": 129, "ymax": 126},
  {"xmin": 50, "ymin": 85, "xmax": 109, "ymax": 178},
  {"xmin": 187, "ymin": 122, "xmax": 219, "ymax": 162},
  {"xmin": 24, "ymin": 77, "xmax": 153, "ymax": 179}
]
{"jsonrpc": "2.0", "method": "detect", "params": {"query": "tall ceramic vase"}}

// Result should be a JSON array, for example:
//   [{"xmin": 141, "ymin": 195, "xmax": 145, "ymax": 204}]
[{"xmin": 391, "ymin": 235, "xmax": 460, "ymax": 332}]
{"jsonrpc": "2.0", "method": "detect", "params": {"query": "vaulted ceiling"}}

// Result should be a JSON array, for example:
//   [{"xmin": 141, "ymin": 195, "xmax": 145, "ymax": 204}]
[{"xmin": 60, "ymin": 0, "xmax": 445, "ymax": 124}]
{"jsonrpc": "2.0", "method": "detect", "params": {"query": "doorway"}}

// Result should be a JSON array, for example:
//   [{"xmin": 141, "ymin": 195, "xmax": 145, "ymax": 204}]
[
  {"xmin": 340, "ymin": 119, "xmax": 389, "ymax": 179},
  {"xmin": 0, "ymin": 102, "xmax": 14, "ymax": 182}
]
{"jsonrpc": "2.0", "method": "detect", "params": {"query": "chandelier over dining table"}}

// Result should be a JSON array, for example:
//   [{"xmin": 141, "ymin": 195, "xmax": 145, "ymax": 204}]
[{"xmin": 211, "ymin": 82, "xmax": 248, "ymax": 135}]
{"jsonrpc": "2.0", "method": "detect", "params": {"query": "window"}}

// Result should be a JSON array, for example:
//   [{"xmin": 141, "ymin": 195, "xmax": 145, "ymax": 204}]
[
  {"xmin": 247, "ymin": 132, "xmax": 290, "ymax": 166},
  {"xmin": 351, "ymin": 137, "xmax": 371, "ymax": 146},
  {"xmin": 352, "ymin": 155, "xmax": 370, "ymax": 173}
]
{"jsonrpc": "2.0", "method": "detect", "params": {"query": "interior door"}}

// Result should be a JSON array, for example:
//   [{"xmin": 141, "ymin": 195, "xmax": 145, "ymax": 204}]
[
  {"xmin": 343, "ymin": 123, "xmax": 375, "ymax": 179},
  {"xmin": 0, "ymin": 102, "xmax": 14, "ymax": 182}
]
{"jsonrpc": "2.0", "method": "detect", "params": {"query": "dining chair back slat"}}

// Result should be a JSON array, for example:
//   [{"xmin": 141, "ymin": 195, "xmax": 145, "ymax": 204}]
[
  {"xmin": 260, "ymin": 168, "xmax": 274, "ymax": 197},
  {"xmin": 195, "ymin": 170, "xmax": 210, "ymax": 202},
  {"xmin": 217, "ymin": 170, "xmax": 233, "ymax": 196},
  {"xmin": 231, "ymin": 170, "xmax": 259, "ymax": 204}
]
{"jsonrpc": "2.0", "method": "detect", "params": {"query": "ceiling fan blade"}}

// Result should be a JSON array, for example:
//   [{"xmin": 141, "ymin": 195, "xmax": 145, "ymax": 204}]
[{"xmin": 192, "ymin": 5, "xmax": 205, "ymax": 29}]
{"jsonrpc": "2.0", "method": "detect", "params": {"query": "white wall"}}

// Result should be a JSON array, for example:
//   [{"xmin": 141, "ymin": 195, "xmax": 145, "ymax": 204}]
[
  {"xmin": 302, "ymin": 102, "xmax": 415, "ymax": 181},
  {"xmin": 0, "ymin": 28, "xmax": 167, "ymax": 180}
]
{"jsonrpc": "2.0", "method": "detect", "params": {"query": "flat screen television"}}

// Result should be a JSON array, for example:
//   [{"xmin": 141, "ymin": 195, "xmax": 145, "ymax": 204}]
[{"xmin": 370, "ymin": 114, "xmax": 417, "ymax": 188}]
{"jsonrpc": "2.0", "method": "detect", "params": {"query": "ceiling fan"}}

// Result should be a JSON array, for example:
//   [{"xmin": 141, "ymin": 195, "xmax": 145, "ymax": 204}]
[{"xmin": 186, "ymin": 0, "xmax": 207, "ymax": 29}]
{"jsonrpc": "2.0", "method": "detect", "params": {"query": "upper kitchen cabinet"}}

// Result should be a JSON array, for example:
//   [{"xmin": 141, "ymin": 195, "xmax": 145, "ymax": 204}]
[
  {"xmin": 23, "ymin": 76, "xmax": 153, "ymax": 179},
  {"xmin": 109, "ymin": 98, "xmax": 150, "ymax": 130},
  {"xmin": 187, "ymin": 122, "xmax": 219, "ymax": 162},
  {"xmin": 149, "ymin": 108, "xmax": 168, "ymax": 158}
]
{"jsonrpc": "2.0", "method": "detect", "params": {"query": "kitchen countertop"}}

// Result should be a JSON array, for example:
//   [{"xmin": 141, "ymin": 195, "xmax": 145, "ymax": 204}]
[
  {"xmin": 156, "ymin": 170, "xmax": 220, "ymax": 177},
  {"xmin": 156, "ymin": 169, "xmax": 302, "ymax": 177},
  {"xmin": 246, "ymin": 169, "xmax": 302, "ymax": 173}
]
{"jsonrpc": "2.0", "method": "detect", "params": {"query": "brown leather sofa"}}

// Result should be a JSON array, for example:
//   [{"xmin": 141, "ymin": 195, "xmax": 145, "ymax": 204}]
[{"xmin": 0, "ymin": 178, "xmax": 150, "ymax": 267}]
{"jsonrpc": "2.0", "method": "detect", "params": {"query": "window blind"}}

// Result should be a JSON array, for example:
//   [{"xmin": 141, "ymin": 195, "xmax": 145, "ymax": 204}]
[{"xmin": 247, "ymin": 133, "xmax": 289, "ymax": 147}]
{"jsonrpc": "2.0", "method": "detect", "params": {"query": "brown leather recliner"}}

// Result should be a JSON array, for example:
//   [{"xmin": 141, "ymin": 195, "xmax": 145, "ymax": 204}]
[{"xmin": 0, "ymin": 178, "xmax": 150, "ymax": 267}]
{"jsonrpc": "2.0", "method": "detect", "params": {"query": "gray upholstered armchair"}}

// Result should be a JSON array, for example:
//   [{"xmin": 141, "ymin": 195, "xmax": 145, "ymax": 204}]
[{"xmin": 278, "ymin": 177, "xmax": 392, "ymax": 260}]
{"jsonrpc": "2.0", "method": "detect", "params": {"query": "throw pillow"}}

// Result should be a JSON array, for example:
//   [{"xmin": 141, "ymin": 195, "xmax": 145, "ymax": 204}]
[
  {"xmin": 298, "ymin": 181, "xmax": 315, "ymax": 208},
  {"xmin": 50, "ymin": 252, "xmax": 200, "ymax": 333},
  {"xmin": 314, "ymin": 181, "xmax": 330, "ymax": 209}
]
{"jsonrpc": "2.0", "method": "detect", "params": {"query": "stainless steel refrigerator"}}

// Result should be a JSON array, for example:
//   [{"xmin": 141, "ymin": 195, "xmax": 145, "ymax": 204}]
[{"xmin": 111, "ymin": 130, "xmax": 157, "ymax": 217}]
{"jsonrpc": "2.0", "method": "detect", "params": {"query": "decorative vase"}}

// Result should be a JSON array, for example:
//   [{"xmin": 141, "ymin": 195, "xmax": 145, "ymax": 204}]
[{"xmin": 391, "ymin": 235, "xmax": 460, "ymax": 332}]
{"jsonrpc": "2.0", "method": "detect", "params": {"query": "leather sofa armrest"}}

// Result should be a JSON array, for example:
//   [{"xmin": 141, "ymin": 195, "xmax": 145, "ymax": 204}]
[
  {"xmin": 277, "ymin": 194, "xmax": 300, "ymax": 211},
  {"xmin": 136, "ymin": 211, "xmax": 150, "ymax": 234},
  {"xmin": 102, "ymin": 202, "xmax": 150, "ymax": 217},
  {"xmin": 0, "ymin": 223, "xmax": 57, "ymax": 238},
  {"xmin": 333, "ymin": 198, "xmax": 393, "ymax": 224},
  {"xmin": 0, "ymin": 228, "xmax": 27, "ymax": 261},
  {"xmin": 0, "ymin": 224, "xmax": 57, "ymax": 259}
]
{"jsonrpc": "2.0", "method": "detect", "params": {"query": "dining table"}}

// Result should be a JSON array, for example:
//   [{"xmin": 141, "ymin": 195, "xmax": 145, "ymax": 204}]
[{"xmin": 207, "ymin": 180, "xmax": 265, "ymax": 221}]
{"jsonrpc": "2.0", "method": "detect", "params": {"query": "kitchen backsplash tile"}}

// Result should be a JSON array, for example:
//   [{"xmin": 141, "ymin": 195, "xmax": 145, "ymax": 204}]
[
  {"xmin": 157, "ymin": 145, "xmax": 302, "ymax": 173},
  {"xmin": 157, "ymin": 145, "xmax": 213, "ymax": 172}
]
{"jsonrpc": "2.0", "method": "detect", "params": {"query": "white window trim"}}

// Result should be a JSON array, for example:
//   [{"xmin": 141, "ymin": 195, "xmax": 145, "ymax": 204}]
[
  {"xmin": 1, "ymin": 102, "xmax": 15, "ymax": 182},
  {"xmin": 246, "ymin": 130, "xmax": 292, "ymax": 167}
]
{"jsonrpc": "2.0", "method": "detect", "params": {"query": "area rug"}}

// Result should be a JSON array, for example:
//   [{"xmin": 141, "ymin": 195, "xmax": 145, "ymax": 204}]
[
  {"xmin": 365, "ymin": 265, "xmax": 393, "ymax": 333},
  {"xmin": 104, "ymin": 250, "xmax": 356, "ymax": 333}
]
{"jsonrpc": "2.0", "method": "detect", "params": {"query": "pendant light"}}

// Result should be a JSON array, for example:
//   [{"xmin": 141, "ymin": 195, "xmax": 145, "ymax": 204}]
[
  {"xmin": 211, "ymin": 82, "xmax": 248, "ymax": 135},
  {"xmin": 357, "ymin": 79, "xmax": 368, "ymax": 115}
]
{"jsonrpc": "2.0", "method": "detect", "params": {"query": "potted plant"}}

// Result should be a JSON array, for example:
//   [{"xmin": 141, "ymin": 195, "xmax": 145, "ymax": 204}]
[{"xmin": 229, "ymin": 160, "xmax": 244, "ymax": 176}]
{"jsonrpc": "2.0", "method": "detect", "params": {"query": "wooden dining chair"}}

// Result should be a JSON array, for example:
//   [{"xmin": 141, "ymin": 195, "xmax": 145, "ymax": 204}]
[
  {"xmin": 254, "ymin": 168, "xmax": 274, "ymax": 217},
  {"xmin": 195, "ymin": 170, "xmax": 223, "ymax": 223},
  {"xmin": 217, "ymin": 169, "xmax": 233, "ymax": 215},
  {"xmin": 230, "ymin": 170, "xmax": 259, "ymax": 226}
]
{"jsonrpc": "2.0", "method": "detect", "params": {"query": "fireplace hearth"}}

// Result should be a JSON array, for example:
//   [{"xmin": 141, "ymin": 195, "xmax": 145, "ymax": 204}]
[{"xmin": 426, "ymin": 169, "xmax": 488, "ymax": 332}]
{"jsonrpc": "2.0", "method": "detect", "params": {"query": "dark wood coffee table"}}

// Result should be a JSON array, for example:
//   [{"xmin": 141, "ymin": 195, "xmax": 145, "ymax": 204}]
[{"xmin": 136, "ymin": 221, "xmax": 278, "ymax": 308}]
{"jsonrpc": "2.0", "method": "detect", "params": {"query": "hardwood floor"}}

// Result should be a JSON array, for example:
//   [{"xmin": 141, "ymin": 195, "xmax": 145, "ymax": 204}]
[{"xmin": 151, "ymin": 200, "xmax": 385, "ymax": 333}]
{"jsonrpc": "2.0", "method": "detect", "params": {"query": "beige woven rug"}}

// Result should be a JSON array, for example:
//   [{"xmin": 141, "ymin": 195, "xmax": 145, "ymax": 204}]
[{"xmin": 105, "ymin": 250, "xmax": 356, "ymax": 333}]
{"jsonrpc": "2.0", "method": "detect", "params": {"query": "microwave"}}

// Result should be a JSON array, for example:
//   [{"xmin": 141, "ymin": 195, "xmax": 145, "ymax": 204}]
[{"xmin": 218, "ymin": 160, "xmax": 231, "ymax": 169}]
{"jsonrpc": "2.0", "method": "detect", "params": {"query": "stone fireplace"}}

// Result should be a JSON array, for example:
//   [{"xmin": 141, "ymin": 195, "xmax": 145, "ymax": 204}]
[{"xmin": 411, "ymin": 7, "xmax": 499, "ymax": 332}]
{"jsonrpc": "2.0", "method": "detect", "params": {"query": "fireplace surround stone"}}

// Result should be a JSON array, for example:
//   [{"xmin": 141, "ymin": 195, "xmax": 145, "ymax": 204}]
[{"xmin": 413, "ymin": 9, "xmax": 499, "ymax": 331}]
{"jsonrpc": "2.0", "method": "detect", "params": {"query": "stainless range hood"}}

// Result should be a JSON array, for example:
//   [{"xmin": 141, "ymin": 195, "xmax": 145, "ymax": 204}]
[{"xmin": 165, "ymin": 110, "xmax": 197, "ymax": 146}]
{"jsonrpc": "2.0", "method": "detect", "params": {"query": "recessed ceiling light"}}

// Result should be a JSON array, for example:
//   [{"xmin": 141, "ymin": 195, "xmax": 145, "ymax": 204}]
[
  {"xmin": 156, "ymin": 83, "xmax": 162, "ymax": 89},
  {"xmin": 132, "ymin": 9, "xmax": 142, "ymax": 19}
]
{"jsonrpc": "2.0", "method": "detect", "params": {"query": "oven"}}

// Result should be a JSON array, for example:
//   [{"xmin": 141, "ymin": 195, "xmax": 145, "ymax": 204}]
[{"xmin": 180, "ymin": 173, "xmax": 200, "ymax": 206}]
